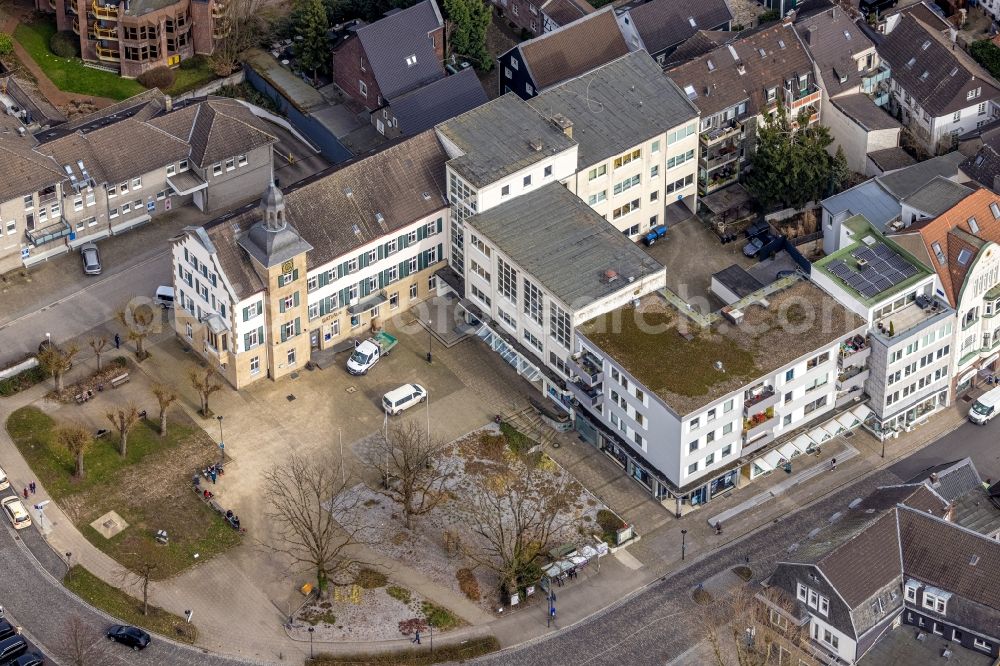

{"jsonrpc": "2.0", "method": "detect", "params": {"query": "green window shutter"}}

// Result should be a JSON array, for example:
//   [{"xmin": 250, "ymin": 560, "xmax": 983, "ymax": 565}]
[
  {"xmin": 401, "ymin": 259, "xmax": 410, "ymax": 278},
  {"xmin": 437, "ymin": 243, "xmax": 443, "ymax": 260},
  {"xmin": 361, "ymin": 279, "xmax": 370, "ymax": 297},
  {"xmin": 418, "ymin": 252, "xmax": 426, "ymax": 271},
  {"xmin": 280, "ymin": 326, "xmax": 287, "ymax": 343},
  {"xmin": 417, "ymin": 225, "xmax": 426, "ymax": 241},
  {"xmin": 243, "ymin": 306, "xmax": 249, "ymax": 322},
  {"xmin": 279, "ymin": 299, "xmax": 286, "ymax": 313},
  {"xmin": 319, "ymin": 272, "xmax": 328, "ymax": 288},
  {"xmin": 293, "ymin": 291, "xmax": 300, "ymax": 307},
  {"xmin": 437, "ymin": 218, "xmax": 443, "ymax": 233},
  {"xmin": 277, "ymin": 274, "xmax": 284, "ymax": 288},
  {"xmin": 243, "ymin": 333, "xmax": 250, "ymax": 349},
  {"xmin": 378, "ymin": 245, "xmax": 384, "ymax": 260},
  {"xmin": 294, "ymin": 318, "xmax": 301, "ymax": 336},
  {"xmin": 258, "ymin": 326, "xmax": 264, "ymax": 342},
  {"xmin": 293, "ymin": 268, "xmax": 299, "ymax": 281},
  {"xmin": 339, "ymin": 287, "xmax": 349, "ymax": 307}
]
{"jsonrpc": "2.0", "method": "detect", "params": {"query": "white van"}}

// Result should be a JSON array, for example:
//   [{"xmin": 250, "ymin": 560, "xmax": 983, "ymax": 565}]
[
  {"xmin": 382, "ymin": 384, "xmax": 427, "ymax": 415},
  {"xmin": 154, "ymin": 285, "xmax": 174, "ymax": 308},
  {"xmin": 970, "ymin": 386, "xmax": 1000, "ymax": 424}
]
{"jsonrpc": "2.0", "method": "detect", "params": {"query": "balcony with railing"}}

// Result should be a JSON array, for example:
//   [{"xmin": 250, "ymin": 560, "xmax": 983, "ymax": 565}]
[
  {"xmin": 701, "ymin": 119, "xmax": 743, "ymax": 146},
  {"xmin": 836, "ymin": 365, "xmax": 869, "ymax": 392},
  {"xmin": 743, "ymin": 407, "xmax": 775, "ymax": 442},
  {"xmin": 743, "ymin": 385, "xmax": 777, "ymax": 416},
  {"xmin": 567, "ymin": 379, "xmax": 603, "ymax": 409},
  {"xmin": 26, "ymin": 218, "xmax": 72, "ymax": 247},
  {"xmin": 702, "ymin": 141, "xmax": 740, "ymax": 171},
  {"xmin": 838, "ymin": 334, "xmax": 869, "ymax": 369},
  {"xmin": 862, "ymin": 65, "xmax": 891, "ymax": 95},
  {"xmin": 567, "ymin": 350, "xmax": 603, "ymax": 387},
  {"xmin": 38, "ymin": 189, "xmax": 59, "ymax": 206},
  {"xmin": 93, "ymin": 23, "xmax": 117, "ymax": 39},
  {"xmin": 787, "ymin": 83, "xmax": 822, "ymax": 113},
  {"xmin": 91, "ymin": 0, "xmax": 119, "ymax": 19},
  {"xmin": 96, "ymin": 44, "xmax": 120, "ymax": 61}
]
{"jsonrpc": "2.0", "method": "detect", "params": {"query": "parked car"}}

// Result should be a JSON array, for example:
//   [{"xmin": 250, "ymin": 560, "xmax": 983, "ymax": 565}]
[
  {"xmin": 745, "ymin": 220, "xmax": 771, "ymax": 238},
  {"xmin": 0, "ymin": 636, "xmax": 27, "ymax": 664},
  {"xmin": 0, "ymin": 620, "xmax": 17, "ymax": 642},
  {"xmin": 106, "ymin": 625, "xmax": 150, "ymax": 651},
  {"xmin": 154, "ymin": 285, "xmax": 174, "ymax": 308},
  {"xmin": 969, "ymin": 386, "xmax": 1000, "ymax": 425},
  {"xmin": 8, "ymin": 651, "xmax": 45, "ymax": 666},
  {"xmin": 1, "ymin": 496, "xmax": 31, "ymax": 530},
  {"xmin": 80, "ymin": 242, "xmax": 101, "ymax": 276},
  {"xmin": 642, "ymin": 224, "xmax": 668, "ymax": 247},
  {"xmin": 0, "ymin": 465, "xmax": 8, "ymax": 491},
  {"xmin": 347, "ymin": 331, "xmax": 398, "ymax": 375},
  {"xmin": 383, "ymin": 384, "xmax": 427, "ymax": 415},
  {"xmin": 742, "ymin": 236, "xmax": 765, "ymax": 258}
]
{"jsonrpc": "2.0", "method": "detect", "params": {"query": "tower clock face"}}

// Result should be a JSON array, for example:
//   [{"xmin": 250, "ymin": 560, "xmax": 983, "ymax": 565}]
[{"xmin": 281, "ymin": 260, "xmax": 294, "ymax": 274}]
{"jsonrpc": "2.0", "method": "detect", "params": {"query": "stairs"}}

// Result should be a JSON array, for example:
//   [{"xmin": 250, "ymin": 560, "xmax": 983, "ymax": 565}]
[{"xmin": 501, "ymin": 404, "xmax": 557, "ymax": 449}]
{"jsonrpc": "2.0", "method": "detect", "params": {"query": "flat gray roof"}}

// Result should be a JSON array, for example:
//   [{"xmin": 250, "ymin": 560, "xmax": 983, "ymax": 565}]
[
  {"xmin": 875, "ymin": 152, "xmax": 965, "ymax": 200},
  {"xmin": 466, "ymin": 182, "xmax": 664, "ymax": 307},
  {"xmin": 528, "ymin": 51, "xmax": 698, "ymax": 169},
  {"xmin": 901, "ymin": 175, "xmax": 973, "ymax": 217},
  {"xmin": 436, "ymin": 94, "xmax": 576, "ymax": 188},
  {"xmin": 821, "ymin": 179, "xmax": 900, "ymax": 232}
]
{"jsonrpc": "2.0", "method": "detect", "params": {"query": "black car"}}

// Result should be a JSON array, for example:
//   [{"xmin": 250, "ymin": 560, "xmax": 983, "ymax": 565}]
[
  {"xmin": 0, "ymin": 621, "xmax": 15, "ymax": 642},
  {"xmin": 0, "ymin": 636, "xmax": 27, "ymax": 663},
  {"xmin": 745, "ymin": 220, "xmax": 771, "ymax": 239},
  {"xmin": 7, "ymin": 651, "xmax": 44, "ymax": 666},
  {"xmin": 106, "ymin": 625, "xmax": 150, "ymax": 651}
]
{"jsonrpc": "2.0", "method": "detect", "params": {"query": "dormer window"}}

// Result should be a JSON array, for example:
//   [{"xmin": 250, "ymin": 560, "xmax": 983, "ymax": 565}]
[
  {"xmin": 904, "ymin": 579, "xmax": 919, "ymax": 602},
  {"xmin": 767, "ymin": 87, "xmax": 776, "ymax": 102},
  {"xmin": 922, "ymin": 586, "xmax": 951, "ymax": 614},
  {"xmin": 405, "ymin": 54, "xmax": 417, "ymax": 67}
]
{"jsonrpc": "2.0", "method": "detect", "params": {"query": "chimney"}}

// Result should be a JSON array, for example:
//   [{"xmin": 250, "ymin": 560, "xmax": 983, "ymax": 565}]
[
  {"xmin": 528, "ymin": 137, "xmax": 543, "ymax": 152},
  {"xmin": 830, "ymin": 7, "xmax": 837, "ymax": 18},
  {"xmin": 164, "ymin": 95, "xmax": 173, "ymax": 113},
  {"xmin": 551, "ymin": 113, "xmax": 573, "ymax": 139},
  {"xmin": 805, "ymin": 25, "xmax": 816, "ymax": 44},
  {"xmin": 929, "ymin": 472, "xmax": 939, "ymax": 484}
]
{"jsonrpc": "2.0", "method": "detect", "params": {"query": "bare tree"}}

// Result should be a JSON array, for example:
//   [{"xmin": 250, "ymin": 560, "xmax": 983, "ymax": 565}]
[
  {"xmin": 361, "ymin": 422, "xmax": 450, "ymax": 530},
  {"xmin": 106, "ymin": 404, "xmax": 140, "ymax": 458},
  {"xmin": 189, "ymin": 366, "xmax": 222, "ymax": 418},
  {"xmin": 461, "ymin": 460, "xmax": 580, "ymax": 597},
  {"xmin": 88, "ymin": 336, "xmax": 108, "ymax": 372},
  {"xmin": 263, "ymin": 453, "xmax": 373, "ymax": 595},
  {"xmin": 210, "ymin": 0, "xmax": 267, "ymax": 75},
  {"xmin": 118, "ymin": 540, "xmax": 165, "ymax": 616},
  {"xmin": 151, "ymin": 384, "xmax": 178, "ymax": 437},
  {"xmin": 56, "ymin": 425, "xmax": 92, "ymax": 479},
  {"xmin": 117, "ymin": 300, "xmax": 157, "ymax": 361},
  {"xmin": 38, "ymin": 343, "xmax": 79, "ymax": 393},
  {"xmin": 55, "ymin": 614, "xmax": 99, "ymax": 666},
  {"xmin": 700, "ymin": 584, "xmax": 812, "ymax": 666}
]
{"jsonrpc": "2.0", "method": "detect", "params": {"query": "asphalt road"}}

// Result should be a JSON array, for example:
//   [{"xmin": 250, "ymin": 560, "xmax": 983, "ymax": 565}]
[
  {"xmin": 474, "ymin": 471, "xmax": 902, "ymax": 666},
  {"xmin": 0, "ymin": 489, "xmax": 259, "ymax": 666},
  {"xmin": 889, "ymin": 416, "xmax": 1000, "ymax": 483}
]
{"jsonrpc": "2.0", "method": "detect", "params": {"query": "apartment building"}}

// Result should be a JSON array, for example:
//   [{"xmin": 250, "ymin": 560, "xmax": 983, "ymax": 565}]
[
  {"xmin": 489, "ymin": 0, "xmax": 594, "ymax": 38},
  {"xmin": 666, "ymin": 21, "xmax": 821, "ymax": 197},
  {"xmin": 459, "ymin": 182, "xmax": 665, "ymax": 398},
  {"xmin": 528, "ymin": 52, "xmax": 699, "ymax": 239},
  {"xmin": 572, "ymin": 279, "xmax": 866, "ymax": 511},
  {"xmin": 616, "ymin": 0, "xmax": 732, "ymax": 66},
  {"xmin": 894, "ymin": 188, "xmax": 1000, "ymax": 396},
  {"xmin": 812, "ymin": 217, "xmax": 954, "ymax": 437},
  {"xmin": 38, "ymin": 0, "xmax": 225, "ymax": 77},
  {"xmin": 0, "ymin": 92, "xmax": 276, "ymax": 272},
  {"xmin": 877, "ymin": 13, "xmax": 1000, "ymax": 154},
  {"xmin": 171, "ymin": 130, "xmax": 448, "ymax": 388}
]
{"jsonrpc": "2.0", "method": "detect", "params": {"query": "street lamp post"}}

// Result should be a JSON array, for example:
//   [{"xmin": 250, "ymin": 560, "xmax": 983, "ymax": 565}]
[
  {"xmin": 216, "ymin": 415, "xmax": 225, "ymax": 465},
  {"xmin": 681, "ymin": 529, "xmax": 688, "ymax": 561},
  {"xmin": 307, "ymin": 626, "xmax": 314, "ymax": 660},
  {"xmin": 426, "ymin": 320, "xmax": 433, "ymax": 363}
]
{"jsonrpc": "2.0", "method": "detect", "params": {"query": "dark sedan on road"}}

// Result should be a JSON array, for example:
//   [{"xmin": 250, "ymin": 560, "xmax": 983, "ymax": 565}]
[{"xmin": 106, "ymin": 625, "xmax": 150, "ymax": 651}]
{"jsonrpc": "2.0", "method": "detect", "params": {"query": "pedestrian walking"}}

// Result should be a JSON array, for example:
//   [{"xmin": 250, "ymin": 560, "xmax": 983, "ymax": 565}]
[
  {"xmin": 114, "ymin": 333, "xmax": 121, "ymax": 349},
  {"xmin": 22, "ymin": 487, "xmax": 28, "ymax": 499},
  {"xmin": 412, "ymin": 630, "xmax": 421, "ymax": 645},
  {"xmin": 831, "ymin": 457, "xmax": 837, "ymax": 471},
  {"xmin": 715, "ymin": 521, "xmax": 723, "ymax": 535},
  {"xmin": 29, "ymin": 481, "xmax": 35, "ymax": 495}
]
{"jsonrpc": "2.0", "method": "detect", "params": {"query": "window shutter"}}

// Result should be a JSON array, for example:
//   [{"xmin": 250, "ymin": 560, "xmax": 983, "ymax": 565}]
[
  {"xmin": 280, "ymin": 326, "xmax": 287, "ymax": 343},
  {"xmin": 417, "ymin": 225, "xmax": 426, "ymax": 241},
  {"xmin": 361, "ymin": 279, "xmax": 370, "ymax": 297},
  {"xmin": 184, "ymin": 248, "xmax": 189, "ymax": 261},
  {"xmin": 243, "ymin": 306, "xmax": 249, "ymax": 322},
  {"xmin": 279, "ymin": 299, "xmax": 286, "ymax": 313},
  {"xmin": 437, "ymin": 218, "xmax": 443, "ymax": 233},
  {"xmin": 258, "ymin": 326, "xmax": 264, "ymax": 342},
  {"xmin": 278, "ymin": 274, "xmax": 284, "ymax": 288},
  {"xmin": 378, "ymin": 245, "xmax": 384, "ymax": 260},
  {"xmin": 294, "ymin": 318, "xmax": 301, "ymax": 336},
  {"xmin": 293, "ymin": 291, "xmax": 300, "ymax": 307},
  {"xmin": 437, "ymin": 243, "xmax": 443, "ymax": 260},
  {"xmin": 293, "ymin": 268, "xmax": 299, "ymax": 281},
  {"xmin": 243, "ymin": 333, "xmax": 250, "ymax": 350},
  {"xmin": 418, "ymin": 252, "xmax": 426, "ymax": 271},
  {"xmin": 319, "ymin": 272, "xmax": 328, "ymax": 288},
  {"xmin": 401, "ymin": 259, "xmax": 410, "ymax": 278},
  {"xmin": 339, "ymin": 287, "xmax": 350, "ymax": 307}
]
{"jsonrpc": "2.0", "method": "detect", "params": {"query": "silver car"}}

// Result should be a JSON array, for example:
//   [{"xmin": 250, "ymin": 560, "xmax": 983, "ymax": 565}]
[{"xmin": 80, "ymin": 242, "xmax": 102, "ymax": 275}]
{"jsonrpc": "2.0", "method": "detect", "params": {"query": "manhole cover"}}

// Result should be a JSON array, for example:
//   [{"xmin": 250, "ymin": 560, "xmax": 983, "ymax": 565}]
[
  {"xmin": 287, "ymin": 394, "xmax": 296, "ymax": 401},
  {"xmin": 346, "ymin": 386, "xmax": 357, "ymax": 393},
  {"xmin": 963, "ymin": 395, "xmax": 974, "ymax": 402}
]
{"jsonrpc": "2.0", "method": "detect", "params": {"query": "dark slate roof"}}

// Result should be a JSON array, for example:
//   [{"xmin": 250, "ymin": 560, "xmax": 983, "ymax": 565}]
[
  {"xmin": 540, "ymin": 0, "xmax": 594, "ymax": 27},
  {"xmin": 857, "ymin": 483, "xmax": 949, "ymax": 517},
  {"xmin": 901, "ymin": 176, "xmax": 974, "ymax": 217},
  {"xmin": 34, "ymin": 88, "xmax": 166, "ymax": 143},
  {"xmin": 868, "ymin": 146, "xmax": 917, "ymax": 172},
  {"xmin": 795, "ymin": 7, "xmax": 875, "ymax": 97},
  {"xmin": 624, "ymin": 0, "xmax": 732, "ymax": 56},
  {"xmin": 0, "ymin": 139, "xmax": 62, "ymax": 202},
  {"xmin": 389, "ymin": 69, "xmax": 487, "ymax": 137},
  {"xmin": 903, "ymin": 457, "xmax": 984, "ymax": 502},
  {"xmin": 877, "ymin": 14, "xmax": 1000, "ymax": 117},
  {"xmin": 960, "ymin": 127, "xmax": 1000, "ymax": 192},
  {"xmin": 528, "ymin": 51, "xmax": 698, "ymax": 169},
  {"xmin": 832, "ymin": 94, "xmax": 900, "ymax": 132},
  {"xmin": 510, "ymin": 8, "xmax": 629, "ymax": 91},
  {"xmin": 712, "ymin": 264, "xmax": 764, "ymax": 298},
  {"xmin": 874, "ymin": 152, "xmax": 965, "ymax": 199},
  {"xmin": 354, "ymin": 0, "xmax": 445, "ymax": 100},
  {"xmin": 665, "ymin": 22, "xmax": 814, "ymax": 118},
  {"xmin": 664, "ymin": 30, "xmax": 734, "ymax": 68},
  {"xmin": 952, "ymin": 489, "xmax": 1000, "ymax": 538},
  {"xmin": 436, "ymin": 93, "xmax": 576, "ymax": 188},
  {"xmin": 465, "ymin": 182, "xmax": 664, "ymax": 306}
]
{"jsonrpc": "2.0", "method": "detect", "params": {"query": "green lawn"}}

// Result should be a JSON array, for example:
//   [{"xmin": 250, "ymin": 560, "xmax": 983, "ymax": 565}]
[
  {"xmin": 7, "ymin": 406, "xmax": 240, "ymax": 578},
  {"xmin": 14, "ymin": 18, "xmax": 145, "ymax": 100},
  {"xmin": 64, "ymin": 566, "xmax": 197, "ymax": 643},
  {"xmin": 166, "ymin": 59, "xmax": 218, "ymax": 97}
]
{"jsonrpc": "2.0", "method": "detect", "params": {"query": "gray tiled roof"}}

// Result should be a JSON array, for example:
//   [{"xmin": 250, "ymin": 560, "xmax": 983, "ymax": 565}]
[
  {"xmin": 795, "ymin": 7, "xmax": 875, "ymax": 97},
  {"xmin": 0, "ymin": 140, "xmax": 62, "ymax": 203},
  {"xmin": 960, "ymin": 127, "xmax": 1000, "ymax": 191},
  {"xmin": 528, "ymin": 51, "xmax": 698, "ymax": 170},
  {"xmin": 35, "ymin": 88, "xmax": 166, "ymax": 143},
  {"xmin": 466, "ymin": 182, "xmax": 664, "ymax": 307},
  {"xmin": 820, "ymin": 179, "xmax": 900, "ymax": 232},
  {"xmin": 436, "ymin": 94, "xmax": 576, "ymax": 188},
  {"xmin": 201, "ymin": 225, "xmax": 266, "ymax": 300},
  {"xmin": 664, "ymin": 30, "xmax": 734, "ymax": 67},
  {"xmin": 73, "ymin": 118, "xmax": 190, "ymax": 185},
  {"xmin": 355, "ymin": 0, "xmax": 445, "ymax": 100},
  {"xmin": 902, "ymin": 176, "xmax": 974, "ymax": 217},
  {"xmin": 867, "ymin": 147, "xmax": 917, "ymax": 172},
  {"xmin": 184, "ymin": 99, "xmax": 278, "ymax": 168},
  {"xmin": 877, "ymin": 14, "xmax": 1000, "ymax": 117},
  {"xmin": 875, "ymin": 152, "xmax": 966, "ymax": 200},
  {"xmin": 390, "ymin": 69, "xmax": 488, "ymax": 137},
  {"xmin": 832, "ymin": 94, "xmax": 900, "ymax": 132},
  {"xmin": 624, "ymin": 0, "xmax": 732, "ymax": 56},
  {"xmin": 904, "ymin": 457, "xmax": 984, "ymax": 501}
]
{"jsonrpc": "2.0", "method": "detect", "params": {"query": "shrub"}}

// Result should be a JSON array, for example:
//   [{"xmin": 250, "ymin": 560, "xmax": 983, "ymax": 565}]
[
  {"xmin": 0, "ymin": 365, "xmax": 49, "ymax": 397},
  {"xmin": 596, "ymin": 509, "xmax": 624, "ymax": 533},
  {"xmin": 354, "ymin": 568, "xmax": 387, "ymax": 589},
  {"xmin": 456, "ymin": 568, "xmax": 480, "ymax": 602},
  {"xmin": 137, "ymin": 66, "xmax": 175, "ymax": 90},
  {"xmin": 759, "ymin": 9, "xmax": 780, "ymax": 22},
  {"xmin": 49, "ymin": 30, "xmax": 80, "ymax": 58},
  {"xmin": 971, "ymin": 40, "xmax": 1000, "ymax": 81},
  {"xmin": 0, "ymin": 33, "xmax": 14, "ymax": 57},
  {"xmin": 420, "ymin": 601, "xmax": 460, "ymax": 630},
  {"xmin": 386, "ymin": 585, "xmax": 411, "ymax": 604},
  {"xmin": 179, "ymin": 54, "xmax": 208, "ymax": 70}
]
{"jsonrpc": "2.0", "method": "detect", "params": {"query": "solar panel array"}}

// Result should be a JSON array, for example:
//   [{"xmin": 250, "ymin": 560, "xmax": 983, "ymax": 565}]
[{"xmin": 826, "ymin": 242, "xmax": 918, "ymax": 299}]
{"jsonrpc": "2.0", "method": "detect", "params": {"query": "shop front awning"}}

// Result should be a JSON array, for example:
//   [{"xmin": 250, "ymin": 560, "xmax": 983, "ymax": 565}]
[
  {"xmin": 851, "ymin": 404, "xmax": 874, "ymax": 423},
  {"xmin": 778, "ymin": 442, "xmax": 800, "ymax": 460},
  {"xmin": 752, "ymin": 456, "xmax": 774, "ymax": 473},
  {"xmin": 203, "ymin": 313, "xmax": 228, "ymax": 335},
  {"xmin": 808, "ymin": 427, "xmax": 833, "ymax": 445},
  {"xmin": 959, "ymin": 368, "xmax": 979, "ymax": 385},
  {"xmin": 792, "ymin": 434, "xmax": 814, "ymax": 454},
  {"xmin": 824, "ymin": 418, "xmax": 846, "ymax": 436},
  {"xmin": 167, "ymin": 170, "xmax": 208, "ymax": 196},
  {"xmin": 347, "ymin": 291, "xmax": 387, "ymax": 315},
  {"xmin": 837, "ymin": 411, "xmax": 861, "ymax": 430},
  {"xmin": 762, "ymin": 450, "xmax": 784, "ymax": 469}
]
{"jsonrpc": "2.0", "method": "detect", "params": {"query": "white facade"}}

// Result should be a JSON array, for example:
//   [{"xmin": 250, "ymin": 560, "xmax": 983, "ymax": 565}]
[
  {"xmin": 953, "ymin": 241, "xmax": 1000, "ymax": 392},
  {"xmin": 891, "ymin": 79, "xmax": 1000, "ymax": 153}
]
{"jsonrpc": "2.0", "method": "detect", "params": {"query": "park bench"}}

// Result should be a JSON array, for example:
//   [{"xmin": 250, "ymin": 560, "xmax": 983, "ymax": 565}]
[{"xmin": 110, "ymin": 373, "xmax": 130, "ymax": 388}]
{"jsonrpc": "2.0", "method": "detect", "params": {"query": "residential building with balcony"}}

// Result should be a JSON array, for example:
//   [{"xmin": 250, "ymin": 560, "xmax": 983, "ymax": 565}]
[
  {"xmin": 457, "ymin": 181, "xmax": 665, "ymax": 401},
  {"xmin": 38, "ymin": 0, "xmax": 226, "ymax": 77},
  {"xmin": 665, "ymin": 21, "xmax": 821, "ymax": 197},
  {"xmin": 527, "ymin": 51, "xmax": 700, "ymax": 240},
  {"xmin": 615, "ymin": 0, "xmax": 732, "ymax": 66},
  {"xmin": 813, "ymin": 216, "xmax": 954, "ymax": 437},
  {"xmin": 894, "ymin": 188, "xmax": 1000, "ymax": 396},
  {"xmin": 572, "ymin": 278, "xmax": 866, "ymax": 512},
  {"xmin": 877, "ymin": 13, "xmax": 1000, "ymax": 155},
  {"xmin": 171, "ymin": 130, "xmax": 449, "ymax": 388},
  {"xmin": 795, "ymin": 7, "xmax": 901, "ymax": 175}
]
